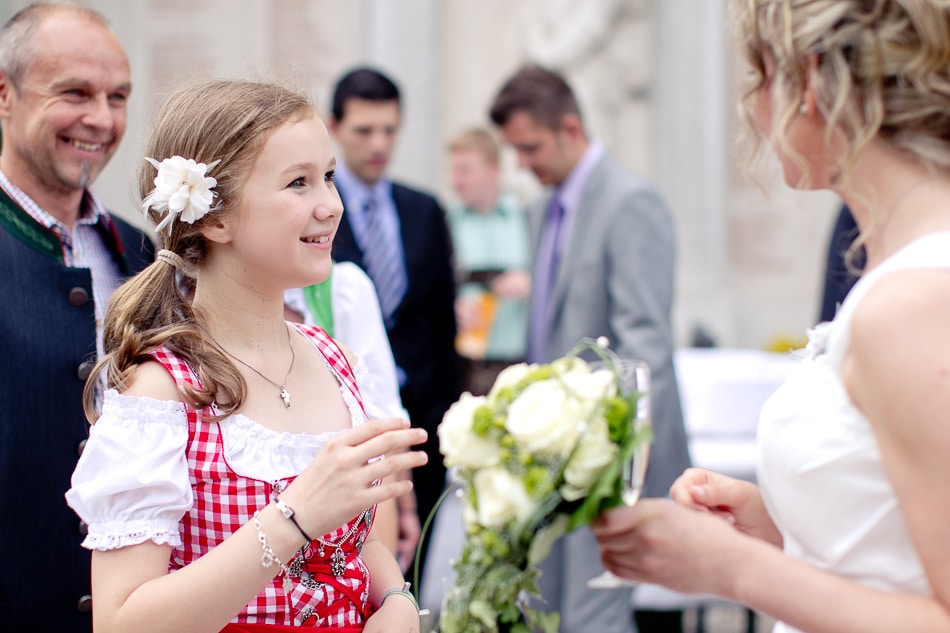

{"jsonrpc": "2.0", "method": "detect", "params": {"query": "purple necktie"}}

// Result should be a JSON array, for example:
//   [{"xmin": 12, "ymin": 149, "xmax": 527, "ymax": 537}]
[{"xmin": 527, "ymin": 196, "xmax": 564, "ymax": 363}]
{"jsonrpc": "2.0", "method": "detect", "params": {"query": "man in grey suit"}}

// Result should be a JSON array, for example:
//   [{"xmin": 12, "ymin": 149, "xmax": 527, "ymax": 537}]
[{"xmin": 490, "ymin": 65, "xmax": 691, "ymax": 633}]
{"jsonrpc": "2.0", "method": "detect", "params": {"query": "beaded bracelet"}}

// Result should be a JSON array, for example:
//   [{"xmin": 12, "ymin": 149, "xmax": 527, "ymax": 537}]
[
  {"xmin": 253, "ymin": 511, "xmax": 293, "ymax": 593},
  {"xmin": 380, "ymin": 582, "xmax": 430, "ymax": 617}
]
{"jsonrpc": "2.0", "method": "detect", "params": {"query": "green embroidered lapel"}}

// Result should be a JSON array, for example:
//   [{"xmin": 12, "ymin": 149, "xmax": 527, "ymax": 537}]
[{"xmin": 0, "ymin": 186, "xmax": 63, "ymax": 263}]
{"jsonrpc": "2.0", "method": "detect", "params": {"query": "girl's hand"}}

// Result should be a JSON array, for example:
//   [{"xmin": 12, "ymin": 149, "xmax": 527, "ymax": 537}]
[
  {"xmin": 670, "ymin": 467, "xmax": 782, "ymax": 546},
  {"xmin": 281, "ymin": 418, "xmax": 427, "ymax": 539},
  {"xmin": 365, "ymin": 591, "xmax": 422, "ymax": 633}
]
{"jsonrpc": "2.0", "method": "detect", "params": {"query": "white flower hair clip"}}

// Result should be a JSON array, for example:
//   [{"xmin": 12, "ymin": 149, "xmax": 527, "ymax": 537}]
[{"xmin": 142, "ymin": 156, "xmax": 221, "ymax": 235}]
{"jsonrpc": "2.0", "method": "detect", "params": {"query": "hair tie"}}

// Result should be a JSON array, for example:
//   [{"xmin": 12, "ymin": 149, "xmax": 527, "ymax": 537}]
[{"xmin": 156, "ymin": 249, "xmax": 184, "ymax": 269}]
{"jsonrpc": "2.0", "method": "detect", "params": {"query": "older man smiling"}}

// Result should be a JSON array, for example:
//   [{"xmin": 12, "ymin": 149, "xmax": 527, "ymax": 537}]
[{"xmin": 0, "ymin": 4, "xmax": 153, "ymax": 631}]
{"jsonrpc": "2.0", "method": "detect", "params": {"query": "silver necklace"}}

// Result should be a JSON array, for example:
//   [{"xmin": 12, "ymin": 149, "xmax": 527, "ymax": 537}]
[
  {"xmin": 217, "ymin": 324, "xmax": 296, "ymax": 408},
  {"xmin": 315, "ymin": 508, "xmax": 369, "ymax": 577},
  {"xmin": 287, "ymin": 508, "xmax": 370, "ymax": 584}
]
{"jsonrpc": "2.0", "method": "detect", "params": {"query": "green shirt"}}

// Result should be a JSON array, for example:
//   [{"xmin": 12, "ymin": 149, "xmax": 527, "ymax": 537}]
[{"xmin": 447, "ymin": 193, "xmax": 530, "ymax": 360}]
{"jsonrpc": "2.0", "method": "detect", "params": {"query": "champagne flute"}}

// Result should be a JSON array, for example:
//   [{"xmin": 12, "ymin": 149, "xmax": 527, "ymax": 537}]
[{"xmin": 587, "ymin": 359, "xmax": 651, "ymax": 589}]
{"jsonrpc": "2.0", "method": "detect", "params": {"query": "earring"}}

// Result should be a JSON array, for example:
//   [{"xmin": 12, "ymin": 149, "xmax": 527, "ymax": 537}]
[{"xmin": 798, "ymin": 103, "xmax": 808, "ymax": 114}]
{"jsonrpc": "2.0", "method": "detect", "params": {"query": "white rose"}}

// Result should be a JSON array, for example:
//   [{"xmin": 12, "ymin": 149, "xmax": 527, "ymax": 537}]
[
  {"xmin": 438, "ymin": 393, "xmax": 500, "ymax": 468},
  {"xmin": 561, "ymin": 416, "xmax": 618, "ymax": 501},
  {"xmin": 550, "ymin": 356, "xmax": 589, "ymax": 376},
  {"xmin": 473, "ymin": 467, "xmax": 537, "ymax": 527},
  {"xmin": 506, "ymin": 379, "xmax": 585, "ymax": 458},
  {"xmin": 562, "ymin": 368, "xmax": 617, "ymax": 420},
  {"xmin": 488, "ymin": 363, "xmax": 534, "ymax": 400}
]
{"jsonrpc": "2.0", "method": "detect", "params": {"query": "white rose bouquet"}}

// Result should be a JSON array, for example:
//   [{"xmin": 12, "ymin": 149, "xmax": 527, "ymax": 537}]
[{"xmin": 434, "ymin": 338, "xmax": 652, "ymax": 633}]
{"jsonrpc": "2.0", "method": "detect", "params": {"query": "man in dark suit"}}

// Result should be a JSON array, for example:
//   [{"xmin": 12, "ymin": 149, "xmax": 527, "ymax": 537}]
[
  {"xmin": 0, "ymin": 4, "xmax": 153, "ymax": 632},
  {"xmin": 490, "ymin": 64, "xmax": 690, "ymax": 633},
  {"xmin": 328, "ymin": 67, "xmax": 461, "ymax": 578},
  {"xmin": 819, "ymin": 203, "xmax": 862, "ymax": 322}
]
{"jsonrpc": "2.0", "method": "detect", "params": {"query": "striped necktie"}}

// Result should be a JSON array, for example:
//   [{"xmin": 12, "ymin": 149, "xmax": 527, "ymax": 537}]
[{"xmin": 360, "ymin": 196, "xmax": 407, "ymax": 325}]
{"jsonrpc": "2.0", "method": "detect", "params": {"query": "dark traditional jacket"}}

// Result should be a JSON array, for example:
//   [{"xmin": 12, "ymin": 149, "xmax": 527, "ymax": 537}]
[{"xmin": 0, "ymin": 187, "xmax": 154, "ymax": 633}]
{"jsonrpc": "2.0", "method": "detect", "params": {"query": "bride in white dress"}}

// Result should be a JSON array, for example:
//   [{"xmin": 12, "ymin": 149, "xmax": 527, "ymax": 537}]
[{"xmin": 591, "ymin": 2, "xmax": 950, "ymax": 632}]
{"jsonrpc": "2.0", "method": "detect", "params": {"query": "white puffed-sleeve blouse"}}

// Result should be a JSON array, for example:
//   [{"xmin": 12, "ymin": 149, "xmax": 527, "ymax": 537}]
[
  {"xmin": 66, "ymin": 384, "xmax": 352, "ymax": 551},
  {"xmin": 66, "ymin": 391, "xmax": 191, "ymax": 551}
]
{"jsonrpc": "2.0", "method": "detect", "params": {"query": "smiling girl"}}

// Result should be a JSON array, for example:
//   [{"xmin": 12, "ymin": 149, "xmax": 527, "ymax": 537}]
[{"xmin": 66, "ymin": 79, "xmax": 427, "ymax": 633}]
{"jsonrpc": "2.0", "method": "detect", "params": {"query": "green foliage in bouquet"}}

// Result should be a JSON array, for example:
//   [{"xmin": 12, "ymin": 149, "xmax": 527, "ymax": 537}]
[{"xmin": 434, "ymin": 339, "xmax": 653, "ymax": 633}]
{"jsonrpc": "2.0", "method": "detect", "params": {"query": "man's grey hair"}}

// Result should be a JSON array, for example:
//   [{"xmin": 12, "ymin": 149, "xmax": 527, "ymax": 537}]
[{"xmin": 0, "ymin": 2, "xmax": 111, "ymax": 91}]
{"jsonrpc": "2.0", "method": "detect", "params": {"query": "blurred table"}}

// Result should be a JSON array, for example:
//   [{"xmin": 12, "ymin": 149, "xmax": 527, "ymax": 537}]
[{"xmin": 676, "ymin": 347, "xmax": 799, "ymax": 481}]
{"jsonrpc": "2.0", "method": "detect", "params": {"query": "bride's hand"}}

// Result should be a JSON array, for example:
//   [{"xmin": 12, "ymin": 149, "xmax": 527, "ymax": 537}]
[
  {"xmin": 670, "ymin": 467, "xmax": 782, "ymax": 547},
  {"xmin": 593, "ymin": 499, "xmax": 751, "ymax": 597},
  {"xmin": 279, "ymin": 418, "xmax": 427, "ymax": 538}
]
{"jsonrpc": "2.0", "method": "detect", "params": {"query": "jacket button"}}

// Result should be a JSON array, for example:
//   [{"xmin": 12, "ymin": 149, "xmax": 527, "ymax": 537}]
[
  {"xmin": 68, "ymin": 287, "xmax": 89, "ymax": 306},
  {"xmin": 78, "ymin": 520, "xmax": 89, "ymax": 536},
  {"xmin": 77, "ymin": 360, "xmax": 95, "ymax": 381},
  {"xmin": 77, "ymin": 594, "xmax": 93, "ymax": 613},
  {"xmin": 77, "ymin": 438, "xmax": 87, "ymax": 456}
]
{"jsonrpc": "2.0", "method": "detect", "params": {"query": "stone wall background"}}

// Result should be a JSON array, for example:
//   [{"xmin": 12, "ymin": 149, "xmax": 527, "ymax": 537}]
[{"xmin": 0, "ymin": 0, "xmax": 840, "ymax": 348}]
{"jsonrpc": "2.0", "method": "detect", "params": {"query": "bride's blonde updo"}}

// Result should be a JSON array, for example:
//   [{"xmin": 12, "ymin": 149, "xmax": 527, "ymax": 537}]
[{"xmin": 733, "ymin": 0, "xmax": 950, "ymax": 181}]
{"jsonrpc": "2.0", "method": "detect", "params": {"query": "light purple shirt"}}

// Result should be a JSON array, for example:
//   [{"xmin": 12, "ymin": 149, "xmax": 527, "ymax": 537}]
[
  {"xmin": 551, "ymin": 141, "xmax": 604, "ymax": 260},
  {"xmin": 333, "ymin": 161, "xmax": 407, "ymax": 274}
]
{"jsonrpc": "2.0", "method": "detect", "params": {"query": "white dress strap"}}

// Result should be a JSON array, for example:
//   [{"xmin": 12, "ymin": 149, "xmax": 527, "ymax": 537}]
[{"xmin": 826, "ymin": 232, "xmax": 950, "ymax": 372}]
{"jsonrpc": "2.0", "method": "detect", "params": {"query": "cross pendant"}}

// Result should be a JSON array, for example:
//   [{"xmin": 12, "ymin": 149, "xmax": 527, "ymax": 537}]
[{"xmin": 279, "ymin": 386, "xmax": 291, "ymax": 408}]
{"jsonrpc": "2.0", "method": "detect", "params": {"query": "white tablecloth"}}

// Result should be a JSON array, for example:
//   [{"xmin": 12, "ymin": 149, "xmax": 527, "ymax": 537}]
[{"xmin": 677, "ymin": 347, "xmax": 799, "ymax": 482}]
